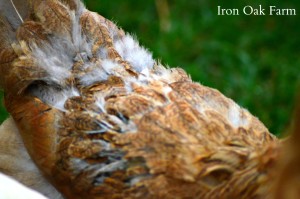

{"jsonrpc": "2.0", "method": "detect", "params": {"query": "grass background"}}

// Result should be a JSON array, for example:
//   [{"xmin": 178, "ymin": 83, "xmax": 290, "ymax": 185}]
[{"xmin": 1, "ymin": 0, "xmax": 299, "ymax": 136}]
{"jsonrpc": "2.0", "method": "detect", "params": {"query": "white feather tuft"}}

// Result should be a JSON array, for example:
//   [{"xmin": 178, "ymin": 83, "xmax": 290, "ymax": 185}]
[
  {"xmin": 79, "ymin": 65, "xmax": 109, "ymax": 86},
  {"xmin": 70, "ymin": 10, "xmax": 93, "ymax": 58},
  {"xmin": 114, "ymin": 34, "xmax": 155, "ymax": 72},
  {"xmin": 95, "ymin": 94, "xmax": 107, "ymax": 113},
  {"xmin": 30, "ymin": 86, "xmax": 79, "ymax": 111},
  {"xmin": 101, "ymin": 59, "xmax": 124, "ymax": 75},
  {"xmin": 108, "ymin": 114, "xmax": 137, "ymax": 133},
  {"xmin": 227, "ymin": 104, "xmax": 249, "ymax": 128},
  {"xmin": 79, "ymin": 60, "xmax": 127, "ymax": 86},
  {"xmin": 31, "ymin": 42, "xmax": 73, "ymax": 84},
  {"xmin": 93, "ymin": 160, "xmax": 127, "ymax": 174},
  {"xmin": 162, "ymin": 86, "xmax": 172, "ymax": 96}
]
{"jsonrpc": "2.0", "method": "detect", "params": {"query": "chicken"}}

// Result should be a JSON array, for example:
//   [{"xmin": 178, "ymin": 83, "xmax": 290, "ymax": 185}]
[{"xmin": 0, "ymin": 0, "xmax": 296, "ymax": 198}]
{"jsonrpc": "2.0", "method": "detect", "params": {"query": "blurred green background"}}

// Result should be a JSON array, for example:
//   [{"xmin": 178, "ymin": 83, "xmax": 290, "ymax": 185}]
[{"xmin": 0, "ymin": 0, "xmax": 299, "ymax": 136}]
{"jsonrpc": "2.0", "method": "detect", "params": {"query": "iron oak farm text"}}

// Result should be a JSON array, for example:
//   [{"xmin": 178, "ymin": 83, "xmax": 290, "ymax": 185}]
[{"xmin": 218, "ymin": 5, "xmax": 297, "ymax": 16}]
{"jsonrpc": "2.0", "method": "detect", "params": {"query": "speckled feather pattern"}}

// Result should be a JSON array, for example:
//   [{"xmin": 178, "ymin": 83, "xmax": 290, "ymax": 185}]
[{"xmin": 0, "ymin": 0, "xmax": 283, "ymax": 198}]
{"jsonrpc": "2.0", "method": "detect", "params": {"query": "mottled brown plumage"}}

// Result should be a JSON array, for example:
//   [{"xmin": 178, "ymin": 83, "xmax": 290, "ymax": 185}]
[{"xmin": 0, "ymin": 0, "xmax": 297, "ymax": 199}]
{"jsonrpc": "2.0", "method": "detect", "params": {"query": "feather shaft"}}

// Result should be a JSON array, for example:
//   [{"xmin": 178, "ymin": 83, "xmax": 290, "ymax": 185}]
[{"xmin": 9, "ymin": 0, "xmax": 24, "ymax": 23}]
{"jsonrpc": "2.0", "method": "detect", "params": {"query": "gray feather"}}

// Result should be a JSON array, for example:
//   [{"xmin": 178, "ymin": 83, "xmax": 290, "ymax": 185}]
[{"xmin": 0, "ymin": 0, "xmax": 30, "ymax": 30}]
